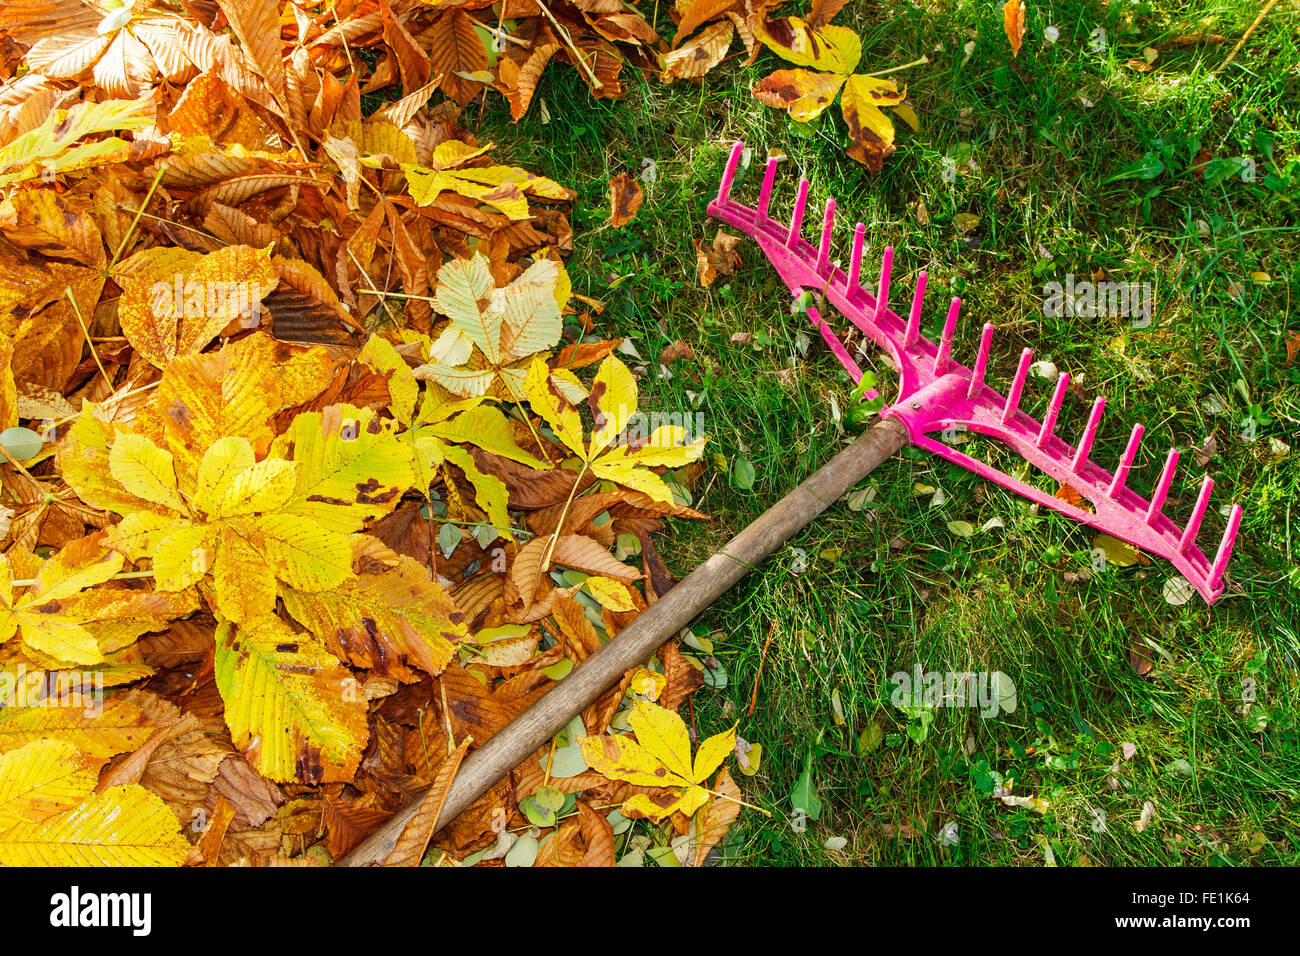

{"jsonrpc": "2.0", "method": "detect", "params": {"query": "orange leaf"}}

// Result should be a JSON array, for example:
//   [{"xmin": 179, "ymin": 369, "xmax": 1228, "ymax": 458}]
[{"xmin": 1003, "ymin": 0, "xmax": 1026, "ymax": 58}]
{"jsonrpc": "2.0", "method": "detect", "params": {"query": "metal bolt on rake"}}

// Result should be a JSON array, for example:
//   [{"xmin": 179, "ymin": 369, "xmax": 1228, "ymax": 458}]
[
  {"xmin": 708, "ymin": 140, "xmax": 1241, "ymax": 605},
  {"xmin": 344, "ymin": 141, "xmax": 1245, "ymax": 862}
]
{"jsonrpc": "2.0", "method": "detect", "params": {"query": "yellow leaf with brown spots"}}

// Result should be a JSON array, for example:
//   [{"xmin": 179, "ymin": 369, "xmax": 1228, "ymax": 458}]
[
  {"xmin": 756, "ymin": 16, "xmax": 861, "ymax": 74},
  {"xmin": 841, "ymin": 74, "xmax": 906, "ymax": 172},
  {"xmin": 213, "ymin": 616, "xmax": 369, "ymax": 784},
  {"xmin": 754, "ymin": 68, "xmax": 848, "ymax": 122}
]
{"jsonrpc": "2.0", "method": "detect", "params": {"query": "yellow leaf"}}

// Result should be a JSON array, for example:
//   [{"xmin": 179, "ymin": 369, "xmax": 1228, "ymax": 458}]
[
  {"xmin": 589, "ymin": 354, "xmax": 638, "ymax": 454},
  {"xmin": 213, "ymin": 527, "xmax": 277, "ymax": 625},
  {"xmin": 435, "ymin": 254, "xmax": 500, "ymax": 364},
  {"xmin": 0, "ymin": 534, "xmax": 132, "ymax": 665},
  {"xmin": 623, "ymin": 787, "xmax": 711, "ymax": 822},
  {"xmin": 692, "ymin": 721, "xmax": 738, "ymax": 782},
  {"xmin": 439, "ymin": 444, "xmax": 513, "ymax": 536},
  {"xmin": 252, "ymin": 513, "xmax": 353, "ymax": 593},
  {"xmin": 0, "ymin": 784, "xmax": 189, "ymax": 866},
  {"xmin": 108, "ymin": 433, "xmax": 186, "ymax": 514},
  {"xmin": 756, "ymin": 16, "xmax": 861, "ymax": 74},
  {"xmin": 192, "ymin": 436, "xmax": 257, "ymax": 517},
  {"xmin": 579, "ymin": 732, "xmax": 692, "ymax": 789},
  {"xmin": 58, "ymin": 411, "xmax": 162, "ymax": 518},
  {"xmin": 523, "ymin": 358, "xmax": 586, "ymax": 459},
  {"xmin": 0, "ymin": 739, "xmax": 100, "ymax": 830},
  {"xmin": 214, "ymin": 617, "xmax": 369, "ymax": 784},
  {"xmin": 629, "ymin": 666, "xmax": 666, "ymax": 700},
  {"xmin": 583, "ymin": 576, "xmax": 638, "ymax": 612},
  {"xmin": 269, "ymin": 405, "xmax": 414, "ymax": 534},
  {"xmin": 279, "ymin": 536, "xmax": 465, "ymax": 677},
  {"xmin": 217, "ymin": 458, "xmax": 297, "ymax": 517},
  {"xmin": 151, "ymin": 523, "xmax": 215, "ymax": 592},
  {"xmin": 114, "ymin": 245, "xmax": 276, "ymax": 369},
  {"xmin": 1092, "ymin": 533, "xmax": 1149, "ymax": 568},
  {"xmin": 627, "ymin": 699, "xmax": 696, "ymax": 781},
  {"xmin": 0, "ymin": 698, "xmax": 153, "ymax": 758},
  {"xmin": 418, "ymin": 405, "xmax": 547, "ymax": 468},
  {"xmin": 358, "ymin": 335, "xmax": 419, "ymax": 425},
  {"xmin": 498, "ymin": 258, "xmax": 563, "ymax": 362}
]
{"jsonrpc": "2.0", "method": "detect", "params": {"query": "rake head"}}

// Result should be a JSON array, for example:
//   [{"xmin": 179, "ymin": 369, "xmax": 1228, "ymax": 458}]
[{"xmin": 708, "ymin": 141, "xmax": 1242, "ymax": 605}]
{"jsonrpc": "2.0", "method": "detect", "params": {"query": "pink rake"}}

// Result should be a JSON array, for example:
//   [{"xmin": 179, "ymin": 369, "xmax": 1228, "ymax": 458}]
[{"xmin": 709, "ymin": 141, "xmax": 1242, "ymax": 604}]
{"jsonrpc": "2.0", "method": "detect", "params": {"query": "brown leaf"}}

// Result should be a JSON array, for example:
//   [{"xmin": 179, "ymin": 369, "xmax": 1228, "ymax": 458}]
[
  {"xmin": 807, "ymin": 0, "xmax": 850, "ymax": 29},
  {"xmin": 383, "ymin": 738, "xmax": 471, "ymax": 866},
  {"xmin": 1194, "ymin": 435, "xmax": 1217, "ymax": 467},
  {"xmin": 660, "ymin": 340, "xmax": 696, "ymax": 365},
  {"xmin": 694, "ymin": 228, "xmax": 743, "ymax": 287},
  {"xmin": 692, "ymin": 767, "xmax": 741, "ymax": 865},
  {"xmin": 426, "ymin": 9, "xmax": 490, "ymax": 104},
  {"xmin": 608, "ymin": 173, "xmax": 643, "ymax": 228},
  {"xmin": 661, "ymin": 20, "xmax": 733, "ymax": 82},
  {"xmin": 575, "ymin": 799, "xmax": 616, "ymax": 866},
  {"xmin": 553, "ymin": 338, "xmax": 623, "ymax": 370},
  {"xmin": 96, "ymin": 713, "xmax": 200, "ymax": 791},
  {"xmin": 659, "ymin": 639, "xmax": 704, "ymax": 712},
  {"xmin": 1129, "ymin": 634, "xmax": 1156, "ymax": 677},
  {"xmin": 190, "ymin": 794, "xmax": 237, "ymax": 866},
  {"xmin": 216, "ymin": 0, "xmax": 288, "ymax": 107}
]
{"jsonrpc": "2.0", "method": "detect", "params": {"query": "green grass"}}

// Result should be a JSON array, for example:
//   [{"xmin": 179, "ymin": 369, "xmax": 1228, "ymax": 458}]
[{"xmin": 476, "ymin": 0, "xmax": 1300, "ymax": 865}]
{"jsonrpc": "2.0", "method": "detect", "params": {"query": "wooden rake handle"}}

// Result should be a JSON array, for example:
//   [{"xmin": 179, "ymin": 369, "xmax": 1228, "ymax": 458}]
[{"xmin": 342, "ymin": 417, "xmax": 910, "ymax": 865}]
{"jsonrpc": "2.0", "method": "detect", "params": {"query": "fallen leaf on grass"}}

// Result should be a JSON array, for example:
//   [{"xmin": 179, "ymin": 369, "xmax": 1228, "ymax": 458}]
[
  {"xmin": 609, "ymin": 174, "xmax": 643, "ymax": 228},
  {"xmin": 694, "ymin": 229, "xmax": 743, "ymax": 288},
  {"xmin": 1002, "ymin": 0, "xmax": 1025, "ymax": 58}
]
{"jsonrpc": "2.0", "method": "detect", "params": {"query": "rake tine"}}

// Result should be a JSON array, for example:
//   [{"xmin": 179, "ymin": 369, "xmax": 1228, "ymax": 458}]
[
  {"xmin": 933, "ymin": 297, "xmax": 960, "ymax": 374},
  {"xmin": 816, "ymin": 198, "xmax": 836, "ymax": 276},
  {"xmin": 1107, "ymin": 424, "xmax": 1145, "ymax": 496},
  {"xmin": 787, "ymin": 178, "xmax": 810, "ymax": 246},
  {"xmin": 847, "ymin": 222, "xmax": 866, "ymax": 290},
  {"xmin": 967, "ymin": 322, "xmax": 995, "ymax": 398},
  {"xmin": 716, "ymin": 140, "xmax": 745, "ymax": 206},
  {"xmin": 1071, "ymin": 397, "xmax": 1106, "ymax": 471},
  {"xmin": 875, "ymin": 246, "xmax": 893, "ymax": 322},
  {"xmin": 904, "ymin": 270, "xmax": 926, "ymax": 347},
  {"xmin": 1179, "ymin": 475, "xmax": 1214, "ymax": 551},
  {"xmin": 704, "ymin": 141, "xmax": 1242, "ymax": 606},
  {"xmin": 1209, "ymin": 504, "xmax": 1243, "ymax": 586},
  {"xmin": 756, "ymin": 157, "xmax": 779, "ymax": 223},
  {"xmin": 1036, "ymin": 373, "xmax": 1071, "ymax": 446},
  {"xmin": 1001, "ymin": 348, "xmax": 1034, "ymax": 423},
  {"xmin": 1145, "ymin": 449, "xmax": 1179, "ymax": 523}
]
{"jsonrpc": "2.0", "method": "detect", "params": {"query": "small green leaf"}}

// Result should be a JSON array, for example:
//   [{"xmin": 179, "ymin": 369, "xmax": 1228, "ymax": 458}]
[{"xmin": 732, "ymin": 457, "xmax": 756, "ymax": 490}]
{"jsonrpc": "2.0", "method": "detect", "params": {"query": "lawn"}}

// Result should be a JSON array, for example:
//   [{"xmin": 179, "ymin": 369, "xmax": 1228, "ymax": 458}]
[{"xmin": 478, "ymin": 0, "xmax": 1300, "ymax": 865}]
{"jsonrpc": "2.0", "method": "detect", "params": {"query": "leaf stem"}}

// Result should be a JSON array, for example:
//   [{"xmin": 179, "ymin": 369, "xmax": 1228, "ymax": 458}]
[
  {"xmin": 9, "ymin": 569, "xmax": 156, "ymax": 589},
  {"xmin": 860, "ymin": 54, "xmax": 930, "ymax": 78},
  {"xmin": 110, "ymin": 163, "xmax": 168, "ymax": 269}
]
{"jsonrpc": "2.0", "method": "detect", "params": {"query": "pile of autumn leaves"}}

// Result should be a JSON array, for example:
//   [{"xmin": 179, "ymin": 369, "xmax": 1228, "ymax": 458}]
[
  {"xmin": 0, "ymin": 0, "xmax": 768, "ymax": 868},
  {"xmin": 0, "ymin": 248, "xmax": 755, "ymax": 865}
]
